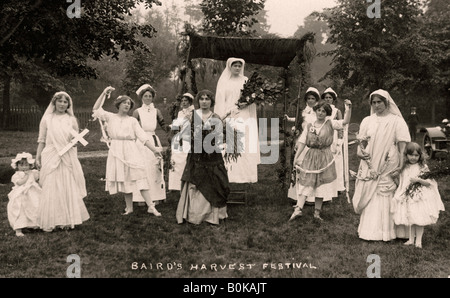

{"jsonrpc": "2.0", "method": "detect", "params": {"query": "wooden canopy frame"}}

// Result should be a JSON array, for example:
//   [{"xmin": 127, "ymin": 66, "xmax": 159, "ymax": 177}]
[{"xmin": 178, "ymin": 31, "xmax": 316, "ymax": 188}]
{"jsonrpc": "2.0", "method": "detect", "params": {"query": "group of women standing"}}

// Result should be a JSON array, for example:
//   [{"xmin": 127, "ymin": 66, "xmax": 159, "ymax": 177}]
[{"xmin": 11, "ymin": 56, "xmax": 442, "ymax": 248}]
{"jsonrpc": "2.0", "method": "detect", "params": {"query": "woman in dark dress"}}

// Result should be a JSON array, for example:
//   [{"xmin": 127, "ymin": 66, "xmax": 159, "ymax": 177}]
[{"xmin": 176, "ymin": 90, "xmax": 230, "ymax": 225}]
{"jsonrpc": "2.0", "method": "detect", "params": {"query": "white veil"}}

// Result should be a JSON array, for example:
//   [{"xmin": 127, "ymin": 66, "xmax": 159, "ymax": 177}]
[
  {"xmin": 214, "ymin": 57, "xmax": 247, "ymax": 119},
  {"xmin": 42, "ymin": 91, "xmax": 75, "ymax": 117},
  {"xmin": 369, "ymin": 89, "xmax": 403, "ymax": 118}
]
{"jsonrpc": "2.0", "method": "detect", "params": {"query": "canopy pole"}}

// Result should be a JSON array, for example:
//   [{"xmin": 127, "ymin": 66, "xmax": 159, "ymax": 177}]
[{"xmin": 180, "ymin": 35, "xmax": 192, "ymax": 95}]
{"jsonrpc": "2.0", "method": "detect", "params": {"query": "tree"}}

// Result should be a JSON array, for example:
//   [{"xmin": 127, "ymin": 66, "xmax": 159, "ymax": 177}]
[
  {"xmin": 0, "ymin": 0, "xmax": 162, "ymax": 128},
  {"xmin": 419, "ymin": 0, "xmax": 450, "ymax": 120},
  {"xmin": 251, "ymin": 8, "xmax": 271, "ymax": 36},
  {"xmin": 315, "ymin": 0, "xmax": 425, "ymax": 91},
  {"xmin": 294, "ymin": 12, "xmax": 336, "ymax": 89},
  {"xmin": 200, "ymin": 0, "xmax": 265, "ymax": 36},
  {"xmin": 185, "ymin": 0, "xmax": 204, "ymax": 26}
]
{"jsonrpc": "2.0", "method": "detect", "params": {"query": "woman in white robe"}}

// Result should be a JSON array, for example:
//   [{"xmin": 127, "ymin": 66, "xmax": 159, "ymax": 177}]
[
  {"xmin": 214, "ymin": 57, "xmax": 260, "ymax": 184},
  {"xmin": 352, "ymin": 89, "xmax": 410, "ymax": 241},
  {"xmin": 36, "ymin": 92, "xmax": 90, "ymax": 232},
  {"xmin": 132, "ymin": 84, "xmax": 167, "ymax": 205}
]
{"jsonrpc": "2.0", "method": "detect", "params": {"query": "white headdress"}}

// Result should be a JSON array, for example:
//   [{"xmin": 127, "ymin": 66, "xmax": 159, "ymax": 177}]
[
  {"xmin": 218, "ymin": 58, "xmax": 245, "ymax": 83},
  {"xmin": 136, "ymin": 84, "xmax": 156, "ymax": 99},
  {"xmin": 216, "ymin": 58, "xmax": 246, "ymax": 92},
  {"xmin": 42, "ymin": 91, "xmax": 74, "ymax": 117},
  {"xmin": 304, "ymin": 87, "xmax": 320, "ymax": 100},
  {"xmin": 321, "ymin": 87, "xmax": 338, "ymax": 100},
  {"xmin": 214, "ymin": 57, "xmax": 247, "ymax": 119},
  {"xmin": 11, "ymin": 152, "xmax": 35, "ymax": 169},
  {"xmin": 182, "ymin": 92, "xmax": 195, "ymax": 101},
  {"xmin": 369, "ymin": 89, "xmax": 403, "ymax": 117}
]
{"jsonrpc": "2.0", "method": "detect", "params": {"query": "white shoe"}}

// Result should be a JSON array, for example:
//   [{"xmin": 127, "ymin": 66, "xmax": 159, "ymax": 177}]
[
  {"xmin": 289, "ymin": 206, "xmax": 302, "ymax": 221},
  {"xmin": 122, "ymin": 208, "xmax": 133, "ymax": 215},
  {"xmin": 148, "ymin": 206, "xmax": 161, "ymax": 216}
]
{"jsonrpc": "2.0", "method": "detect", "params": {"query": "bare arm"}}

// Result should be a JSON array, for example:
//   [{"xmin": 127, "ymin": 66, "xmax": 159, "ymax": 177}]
[
  {"xmin": 93, "ymin": 86, "xmax": 115, "ymax": 111},
  {"xmin": 15, "ymin": 172, "xmax": 29, "ymax": 186},
  {"xmin": 36, "ymin": 142, "xmax": 45, "ymax": 169},
  {"xmin": 341, "ymin": 99, "xmax": 352, "ymax": 125},
  {"xmin": 410, "ymin": 177, "xmax": 431, "ymax": 186}
]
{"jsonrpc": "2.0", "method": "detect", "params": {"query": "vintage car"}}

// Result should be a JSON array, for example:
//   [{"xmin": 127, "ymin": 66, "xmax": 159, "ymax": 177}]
[{"xmin": 421, "ymin": 119, "xmax": 450, "ymax": 158}]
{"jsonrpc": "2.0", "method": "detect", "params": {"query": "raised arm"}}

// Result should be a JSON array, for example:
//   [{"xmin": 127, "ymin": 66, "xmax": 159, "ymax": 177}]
[
  {"xmin": 93, "ymin": 86, "xmax": 115, "ymax": 111},
  {"xmin": 341, "ymin": 99, "xmax": 352, "ymax": 125}
]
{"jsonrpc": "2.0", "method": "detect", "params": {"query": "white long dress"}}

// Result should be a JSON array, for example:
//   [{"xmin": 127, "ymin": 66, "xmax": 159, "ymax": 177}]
[
  {"xmin": 352, "ymin": 113, "xmax": 410, "ymax": 241},
  {"xmin": 328, "ymin": 105, "xmax": 346, "ymax": 192},
  {"xmin": 168, "ymin": 106, "xmax": 193, "ymax": 191},
  {"xmin": 7, "ymin": 170, "xmax": 41, "ymax": 230},
  {"xmin": 93, "ymin": 108, "xmax": 151, "ymax": 195},
  {"xmin": 37, "ymin": 113, "xmax": 89, "ymax": 231},
  {"xmin": 215, "ymin": 73, "xmax": 260, "ymax": 183},
  {"xmin": 132, "ymin": 105, "xmax": 166, "ymax": 202}
]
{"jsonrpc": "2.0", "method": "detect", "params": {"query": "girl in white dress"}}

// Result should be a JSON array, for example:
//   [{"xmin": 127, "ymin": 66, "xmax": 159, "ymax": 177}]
[
  {"xmin": 214, "ymin": 57, "xmax": 260, "ymax": 184},
  {"xmin": 391, "ymin": 142, "xmax": 445, "ymax": 248},
  {"xmin": 92, "ymin": 87, "xmax": 163, "ymax": 216},
  {"xmin": 7, "ymin": 152, "xmax": 41, "ymax": 236},
  {"xmin": 36, "ymin": 91, "xmax": 90, "ymax": 232},
  {"xmin": 168, "ymin": 92, "xmax": 195, "ymax": 191},
  {"xmin": 132, "ymin": 84, "xmax": 168, "ymax": 205}
]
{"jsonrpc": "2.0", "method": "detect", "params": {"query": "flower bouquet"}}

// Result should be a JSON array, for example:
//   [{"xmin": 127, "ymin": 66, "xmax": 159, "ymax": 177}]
[
  {"xmin": 404, "ymin": 160, "xmax": 450, "ymax": 198},
  {"xmin": 236, "ymin": 72, "xmax": 285, "ymax": 108},
  {"xmin": 354, "ymin": 135, "xmax": 390, "ymax": 181},
  {"xmin": 223, "ymin": 120, "xmax": 242, "ymax": 164},
  {"xmin": 354, "ymin": 135, "xmax": 378, "ymax": 180}
]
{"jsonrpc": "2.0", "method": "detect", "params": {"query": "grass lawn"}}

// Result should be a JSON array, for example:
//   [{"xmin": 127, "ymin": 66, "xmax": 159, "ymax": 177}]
[{"xmin": 0, "ymin": 130, "xmax": 448, "ymax": 279}]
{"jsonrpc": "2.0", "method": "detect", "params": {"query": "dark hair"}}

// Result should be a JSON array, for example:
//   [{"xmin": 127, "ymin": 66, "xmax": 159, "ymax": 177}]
[
  {"xmin": 181, "ymin": 94, "xmax": 194, "ymax": 105},
  {"xmin": 313, "ymin": 100, "xmax": 332, "ymax": 116},
  {"xmin": 114, "ymin": 95, "xmax": 135, "ymax": 110},
  {"xmin": 195, "ymin": 90, "xmax": 215, "ymax": 107},
  {"xmin": 321, "ymin": 91, "xmax": 337, "ymax": 103},
  {"xmin": 231, "ymin": 61, "xmax": 243, "ymax": 67},
  {"xmin": 304, "ymin": 91, "xmax": 320, "ymax": 102},
  {"xmin": 402, "ymin": 142, "xmax": 426, "ymax": 169},
  {"xmin": 15, "ymin": 158, "xmax": 33, "ymax": 169},
  {"xmin": 370, "ymin": 93, "xmax": 388, "ymax": 105},
  {"xmin": 138, "ymin": 86, "xmax": 156, "ymax": 100}
]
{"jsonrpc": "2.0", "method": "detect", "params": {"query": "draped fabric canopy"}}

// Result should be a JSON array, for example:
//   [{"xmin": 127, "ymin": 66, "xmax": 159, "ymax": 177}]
[{"xmin": 187, "ymin": 32, "xmax": 315, "ymax": 68}]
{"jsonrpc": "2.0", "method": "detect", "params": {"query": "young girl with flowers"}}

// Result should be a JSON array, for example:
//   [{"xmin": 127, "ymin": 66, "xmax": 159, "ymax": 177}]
[{"xmin": 391, "ymin": 142, "xmax": 445, "ymax": 248}]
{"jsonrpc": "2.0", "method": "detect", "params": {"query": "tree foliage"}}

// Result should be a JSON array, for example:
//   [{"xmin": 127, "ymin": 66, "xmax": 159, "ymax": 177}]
[
  {"xmin": 0, "ymin": 0, "xmax": 161, "ymax": 79},
  {"xmin": 0, "ymin": 0, "xmax": 162, "ymax": 126},
  {"xmin": 200, "ymin": 0, "xmax": 265, "ymax": 36},
  {"xmin": 314, "ymin": 0, "xmax": 450, "ymax": 121},
  {"xmin": 315, "ymin": 0, "xmax": 425, "ymax": 91}
]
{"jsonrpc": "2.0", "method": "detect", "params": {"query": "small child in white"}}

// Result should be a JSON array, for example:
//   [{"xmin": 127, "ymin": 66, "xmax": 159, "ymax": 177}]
[
  {"xmin": 391, "ymin": 142, "xmax": 445, "ymax": 248},
  {"xmin": 7, "ymin": 152, "xmax": 42, "ymax": 237}
]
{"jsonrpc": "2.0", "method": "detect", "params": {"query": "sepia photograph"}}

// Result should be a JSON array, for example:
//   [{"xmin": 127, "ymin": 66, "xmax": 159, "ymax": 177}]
[{"xmin": 0, "ymin": 0, "xmax": 448, "ymax": 288}]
